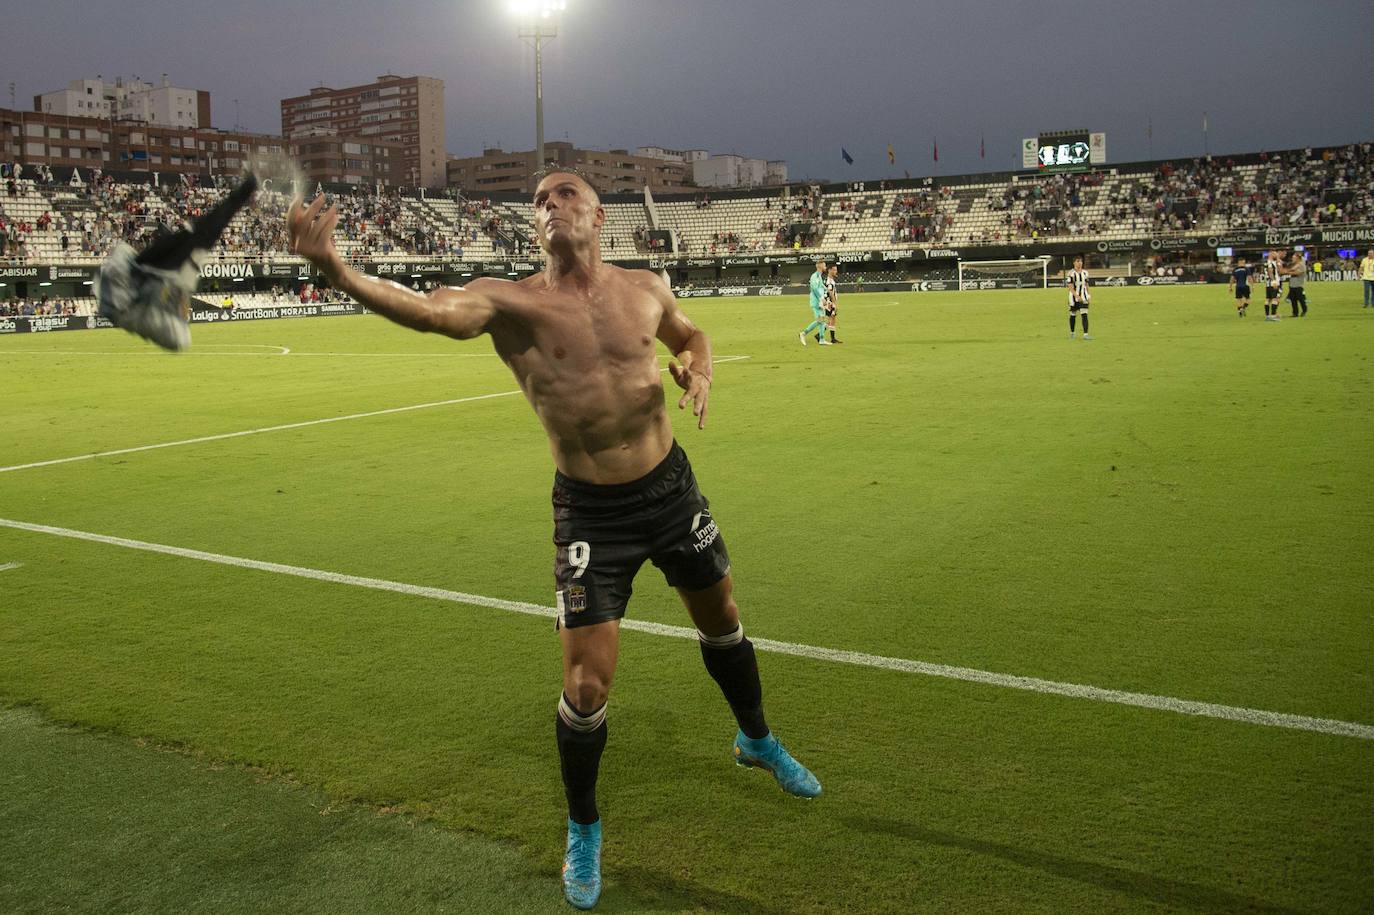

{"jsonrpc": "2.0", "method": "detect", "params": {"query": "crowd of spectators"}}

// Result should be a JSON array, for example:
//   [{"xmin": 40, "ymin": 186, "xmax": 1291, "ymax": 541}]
[
  {"xmin": 1, "ymin": 144, "xmax": 1371, "ymax": 265},
  {"xmin": 981, "ymin": 143, "xmax": 1374, "ymax": 242},
  {"xmin": 891, "ymin": 188, "xmax": 952, "ymax": 243},
  {"xmin": 787, "ymin": 185, "xmax": 823, "ymax": 221},
  {"xmin": 1, "ymin": 214, "xmax": 31, "ymax": 259},
  {"xmin": 1193, "ymin": 144, "xmax": 1371, "ymax": 229},
  {"xmin": 633, "ymin": 224, "xmax": 667, "ymax": 253},
  {"xmin": 0, "ymin": 296, "xmax": 87, "ymax": 317},
  {"xmin": 985, "ymin": 172, "xmax": 1110, "ymax": 239}
]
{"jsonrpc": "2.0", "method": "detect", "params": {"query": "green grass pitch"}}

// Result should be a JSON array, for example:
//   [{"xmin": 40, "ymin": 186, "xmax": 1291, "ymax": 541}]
[{"xmin": 1, "ymin": 283, "xmax": 1371, "ymax": 913}]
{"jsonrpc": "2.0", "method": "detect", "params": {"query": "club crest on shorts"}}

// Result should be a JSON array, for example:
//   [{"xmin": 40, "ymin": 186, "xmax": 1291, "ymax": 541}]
[{"xmin": 566, "ymin": 585, "xmax": 587, "ymax": 613}]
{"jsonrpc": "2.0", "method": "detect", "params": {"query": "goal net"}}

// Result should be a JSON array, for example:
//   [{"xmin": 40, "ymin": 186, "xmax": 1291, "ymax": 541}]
[{"xmin": 957, "ymin": 258, "xmax": 1048, "ymax": 290}]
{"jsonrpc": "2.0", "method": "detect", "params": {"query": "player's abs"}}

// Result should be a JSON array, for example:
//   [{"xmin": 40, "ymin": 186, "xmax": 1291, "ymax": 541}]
[{"xmin": 527, "ymin": 362, "xmax": 675, "ymax": 485}]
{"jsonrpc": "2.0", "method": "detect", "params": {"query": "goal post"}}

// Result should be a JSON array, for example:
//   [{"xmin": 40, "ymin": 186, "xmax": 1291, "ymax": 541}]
[{"xmin": 957, "ymin": 258, "xmax": 1049, "ymax": 290}]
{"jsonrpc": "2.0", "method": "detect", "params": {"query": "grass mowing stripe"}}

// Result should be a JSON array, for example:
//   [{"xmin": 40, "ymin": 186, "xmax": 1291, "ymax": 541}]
[
  {"xmin": 0, "ymin": 707, "xmax": 571, "ymax": 914},
  {"xmin": 4, "ymin": 515, "xmax": 1370, "ymax": 743},
  {"xmin": 0, "ymin": 355, "xmax": 750, "ymax": 476}
]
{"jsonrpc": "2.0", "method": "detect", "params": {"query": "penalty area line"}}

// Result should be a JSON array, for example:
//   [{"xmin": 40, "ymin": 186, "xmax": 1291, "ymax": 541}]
[{"xmin": 0, "ymin": 515, "xmax": 1368, "ymax": 743}]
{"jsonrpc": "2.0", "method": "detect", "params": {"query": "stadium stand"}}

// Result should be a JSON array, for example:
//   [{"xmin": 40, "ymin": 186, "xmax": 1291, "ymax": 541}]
[
  {"xmin": 208, "ymin": 291, "xmax": 351, "ymax": 309},
  {"xmin": 0, "ymin": 295, "xmax": 95, "ymax": 317},
  {"xmin": 389, "ymin": 191, "xmax": 650, "ymax": 262},
  {"xmin": 2, "ymin": 143, "xmax": 1369, "ymax": 268}
]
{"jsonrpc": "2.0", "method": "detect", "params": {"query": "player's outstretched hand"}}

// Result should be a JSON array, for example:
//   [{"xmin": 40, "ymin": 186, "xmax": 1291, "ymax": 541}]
[
  {"xmin": 287, "ymin": 194, "xmax": 342, "ymax": 277},
  {"xmin": 669, "ymin": 351, "xmax": 711, "ymax": 429}
]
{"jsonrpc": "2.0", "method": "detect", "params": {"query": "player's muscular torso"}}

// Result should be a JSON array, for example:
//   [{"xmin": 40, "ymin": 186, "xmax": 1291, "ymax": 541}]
[{"xmin": 488, "ymin": 266, "xmax": 674, "ymax": 484}]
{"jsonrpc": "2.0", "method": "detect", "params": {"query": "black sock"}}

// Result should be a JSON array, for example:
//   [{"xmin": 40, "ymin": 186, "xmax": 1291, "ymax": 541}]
[
  {"xmin": 1069, "ymin": 314, "xmax": 1077, "ymax": 332},
  {"xmin": 699, "ymin": 627, "xmax": 769, "ymax": 739},
  {"xmin": 556, "ymin": 694, "xmax": 607, "ymax": 825},
  {"xmin": 1081, "ymin": 314, "xmax": 1089, "ymax": 334}
]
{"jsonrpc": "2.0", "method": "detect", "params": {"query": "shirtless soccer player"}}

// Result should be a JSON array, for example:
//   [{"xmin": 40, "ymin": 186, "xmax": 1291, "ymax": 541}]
[{"xmin": 287, "ymin": 170, "xmax": 820, "ymax": 911}]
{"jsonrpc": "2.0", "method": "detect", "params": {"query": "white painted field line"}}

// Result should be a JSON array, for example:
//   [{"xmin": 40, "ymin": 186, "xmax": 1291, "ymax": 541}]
[
  {"xmin": 0, "ymin": 515, "xmax": 1368, "ymax": 743},
  {"xmin": 0, "ymin": 355, "xmax": 750, "ymax": 475},
  {"xmin": 0, "ymin": 390, "xmax": 524, "ymax": 475},
  {"xmin": 0, "ymin": 350, "xmax": 498, "ymax": 358},
  {"xmin": 0, "ymin": 561, "xmax": 22, "ymax": 572}
]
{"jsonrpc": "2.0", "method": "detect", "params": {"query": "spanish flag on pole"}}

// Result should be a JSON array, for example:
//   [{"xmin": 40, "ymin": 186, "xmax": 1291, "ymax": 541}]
[{"xmin": 887, "ymin": 143, "xmax": 895, "ymax": 165}]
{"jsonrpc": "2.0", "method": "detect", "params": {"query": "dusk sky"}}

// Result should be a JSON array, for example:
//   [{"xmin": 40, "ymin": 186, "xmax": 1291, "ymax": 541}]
[{"xmin": 6, "ymin": 0, "xmax": 1373, "ymax": 181}]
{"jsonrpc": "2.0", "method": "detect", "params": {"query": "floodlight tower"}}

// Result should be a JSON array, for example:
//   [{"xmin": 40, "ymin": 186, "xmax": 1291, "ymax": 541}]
[{"xmin": 508, "ymin": 0, "xmax": 567, "ymax": 176}]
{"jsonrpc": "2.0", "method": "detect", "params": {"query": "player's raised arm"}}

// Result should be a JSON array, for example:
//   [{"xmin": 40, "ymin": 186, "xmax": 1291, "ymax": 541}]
[
  {"xmin": 644, "ymin": 274, "xmax": 712, "ymax": 429},
  {"xmin": 287, "ymin": 194, "xmax": 497, "ymax": 339}
]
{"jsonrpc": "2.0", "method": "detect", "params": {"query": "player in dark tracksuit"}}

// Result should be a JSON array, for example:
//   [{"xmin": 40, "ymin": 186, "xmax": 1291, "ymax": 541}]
[{"xmin": 1229, "ymin": 258, "xmax": 1251, "ymax": 318}]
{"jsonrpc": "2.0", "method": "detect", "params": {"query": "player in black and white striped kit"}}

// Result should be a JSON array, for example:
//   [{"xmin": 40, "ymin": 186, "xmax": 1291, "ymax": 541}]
[
  {"xmin": 1261, "ymin": 249, "xmax": 1284, "ymax": 321},
  {"xmin": 1067, "ymin": 255, "xmax": 1092, "ymax": 340},
  {"xmin": 823, "ymin": 264, "xmax": 842, "ymax": 343}
]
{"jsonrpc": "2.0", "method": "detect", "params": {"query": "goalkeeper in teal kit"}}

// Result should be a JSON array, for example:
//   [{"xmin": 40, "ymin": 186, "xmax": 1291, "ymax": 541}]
[{"xmin": 798, "ymin": 258, "xmax": 832, "ymax": 346}]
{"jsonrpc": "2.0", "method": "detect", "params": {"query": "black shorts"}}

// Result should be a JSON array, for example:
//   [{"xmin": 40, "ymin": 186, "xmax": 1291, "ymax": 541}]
[
  {"xmin": 552, "ymin": 441, "xmax": 731, "ymax": 629},
  {"xmin": 1265, "ymin": 285, "xmax": 1281, "ymax": 299},
  {"xmin": 1234, "ymin": 285, "xmax": 1250, "ymax": 300},
  {"xmin": 823, "ymin": 305, "xmax": 836, "ymax": 316}
]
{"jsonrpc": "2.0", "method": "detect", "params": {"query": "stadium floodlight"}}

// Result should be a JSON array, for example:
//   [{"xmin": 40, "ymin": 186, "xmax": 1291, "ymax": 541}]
[
  {"xmin": 507, "ymin": 0, "xmax": 565, "ymax": 17},
  {"xmin": 507, "ymin": 0, "xmax": 568, "ymax": 178}
]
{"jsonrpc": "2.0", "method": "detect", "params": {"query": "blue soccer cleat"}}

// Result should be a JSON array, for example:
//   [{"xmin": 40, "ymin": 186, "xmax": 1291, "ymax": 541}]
[
  {"xmin": 732, "ymin": 731, "xmax": 822, "ymax": 798},
  {"xmin": 562, "ymin": 818, "xmax": 602, "ymax": 910}
]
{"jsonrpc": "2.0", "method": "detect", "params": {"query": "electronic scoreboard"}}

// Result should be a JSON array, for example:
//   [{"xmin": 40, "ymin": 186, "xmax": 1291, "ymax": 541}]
[{"xmin": 1036, "ymin": 129, "xmax": 1092, "ymax": 173}]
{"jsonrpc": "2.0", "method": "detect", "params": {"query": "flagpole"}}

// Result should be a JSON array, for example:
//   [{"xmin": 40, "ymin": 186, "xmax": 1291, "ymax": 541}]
[
  {"xmin": 1203, "ymin": 111, "xmax": 1209, "ymax": 158},
  {"xmin": 1148, "ymin": 115, "xmax": 1153, "ymax": 160}
]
